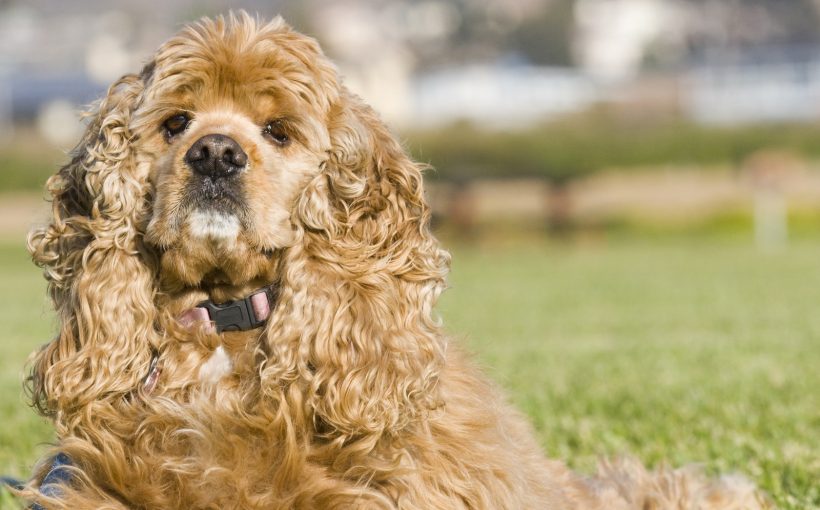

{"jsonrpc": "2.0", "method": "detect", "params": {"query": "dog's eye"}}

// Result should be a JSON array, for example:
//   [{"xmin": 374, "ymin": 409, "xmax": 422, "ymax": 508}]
[
  {"xmin": 162, "ymin": 114, "xmax": 190, "ymax": 140},
  {"xmin": 263, "ymin": 120, "xmax": 290, "ymax": 146}
]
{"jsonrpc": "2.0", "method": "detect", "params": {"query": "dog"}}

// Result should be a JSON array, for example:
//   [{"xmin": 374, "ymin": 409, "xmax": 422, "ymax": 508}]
[{"xmin": 21, "ymin": 12, "xmax": 771, "ymax": 509}]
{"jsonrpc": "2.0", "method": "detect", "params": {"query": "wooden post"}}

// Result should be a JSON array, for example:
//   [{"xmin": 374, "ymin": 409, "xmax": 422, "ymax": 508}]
[
  {"xmin": 447, "ymin": 177, "xmax": 476, "ymax": 238},
  {"xmin": 545, "ymin": 179, "xmax": 573, "ymax": 237},
  {"xmin": 742, "ymin": 150, "xmax": 801, "ymax": 252}
]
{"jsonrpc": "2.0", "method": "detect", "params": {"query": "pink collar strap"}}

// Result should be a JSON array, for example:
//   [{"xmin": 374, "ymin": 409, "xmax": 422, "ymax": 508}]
[{"xmin": 178, "ymin": 285, "xmax": 278, "ymax": 334}]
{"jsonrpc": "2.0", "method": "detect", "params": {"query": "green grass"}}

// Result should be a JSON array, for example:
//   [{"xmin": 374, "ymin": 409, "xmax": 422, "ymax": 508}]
[
  {"xmin": 0, "ymin": 147, "xmax": 63, "ymax": 192},
  {"xmin": 0, "ymin": 243, "xmax": 54, "ymax": 479},
  {"xmin": 440, "ymin": 237, "xmax": 819, "ymax": 510},
  {"xmin": 1, "ymin": 238, "xmax": 818, "ymax": 509}
]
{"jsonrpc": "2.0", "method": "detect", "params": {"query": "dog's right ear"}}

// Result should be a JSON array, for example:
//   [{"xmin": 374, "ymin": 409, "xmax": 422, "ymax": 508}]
[{"xmin": 26, "ymin": 66, "xmax": 158, "ymax": 426}]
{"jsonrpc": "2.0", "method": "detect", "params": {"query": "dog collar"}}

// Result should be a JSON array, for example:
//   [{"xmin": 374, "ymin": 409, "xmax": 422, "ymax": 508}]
[
  {"xmin": 143, "ymin": 354, "xmax": 161, "ymax": 394},
  {"xmin": 178, "ymin": 285, "xmax": 279, "ymax": 334},
  {"xmin": 142, "ymin": 286, "xmax": 278, "ymax": 393}
]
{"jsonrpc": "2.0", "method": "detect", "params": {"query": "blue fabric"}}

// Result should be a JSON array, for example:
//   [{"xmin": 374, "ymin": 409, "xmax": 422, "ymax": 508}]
[
  {"xmin": 0, "ymin": 453, "xmax": 72, "ymax": 509},
  {"xmin": 0, "ymin": 476, "xmax": 24, "ymax": 490},
  {"xmin": 31, "ymin": 453, "xmax": 72, "ymax": 510}
]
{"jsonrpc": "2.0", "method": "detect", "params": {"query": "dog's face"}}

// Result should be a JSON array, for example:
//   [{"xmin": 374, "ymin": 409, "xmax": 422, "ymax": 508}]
[{"xmin": 137, "ymin": 18, "xmax": 337, "ymax": 291}]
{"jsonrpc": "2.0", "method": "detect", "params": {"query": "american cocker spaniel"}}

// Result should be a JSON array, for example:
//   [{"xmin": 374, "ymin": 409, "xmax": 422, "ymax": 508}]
[{"xmin": 22, "ymin": 12, "xmax": 771, "ymax": 509}]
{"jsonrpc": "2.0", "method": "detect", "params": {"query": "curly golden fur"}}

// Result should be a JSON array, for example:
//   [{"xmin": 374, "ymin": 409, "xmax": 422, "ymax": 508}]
[{"xmin": 22, "ymin": 12, "xmax": 772, "ymax": 509}]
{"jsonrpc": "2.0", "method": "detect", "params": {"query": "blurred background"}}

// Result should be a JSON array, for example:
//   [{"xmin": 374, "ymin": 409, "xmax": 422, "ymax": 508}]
[
  {"xmin": 0, "ymin": 2, "xmax": 819, "ymax": 509},
  {"xmin": 6, "ymin": 0, "xmax": 820, "ymax": 241}
]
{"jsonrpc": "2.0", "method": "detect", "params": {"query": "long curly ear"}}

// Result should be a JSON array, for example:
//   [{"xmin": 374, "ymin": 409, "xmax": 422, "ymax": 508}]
[
  {"xmin": 269, "ymin": 89, "xmax": 450, "ymax": 451},
  {"xmin": 27, "ymin": 70, "xmax": 157, "ymax": 428}
]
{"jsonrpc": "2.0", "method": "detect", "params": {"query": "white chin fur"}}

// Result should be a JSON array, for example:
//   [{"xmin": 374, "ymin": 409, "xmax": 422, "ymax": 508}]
[{"xmin": 188, "ymin": 209, "xmax": 240, "ymax": 240}]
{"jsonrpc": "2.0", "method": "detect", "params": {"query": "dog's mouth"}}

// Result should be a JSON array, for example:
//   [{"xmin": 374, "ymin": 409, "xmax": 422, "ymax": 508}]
[
  {"xmin": 182, "ymin": 175, "xmax": 248, "ymax": 242},
  {"xmin": 149, "ymin": 206, "xmax": 281, "ymax": 293},
  {"xmin": 187, "ymin": 173, "xmax": 245, "ymax": 213},
  {"xmin": 147, "ymin": 187, "xmax": 281, "ymax": 293},
  {"xmin": 183, "ymin": 208, "xmax": 241, "ymax": 241},
  {"xmin": 180, "ymin": 131, "xmax": 250, "ymax": 234},
  {"xmin": 183, "ymin": 133, "xmax": 247, "ymax": 221}
]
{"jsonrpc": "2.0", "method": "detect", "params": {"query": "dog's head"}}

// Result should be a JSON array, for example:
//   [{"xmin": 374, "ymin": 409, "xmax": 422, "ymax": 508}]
[
  {"xmin": 138, "ymin": 17, "xmax": 341, "ymax": 290},
  {"xmin": 28, "ymin": 13, "xmax": 448, "ymax": 437}
]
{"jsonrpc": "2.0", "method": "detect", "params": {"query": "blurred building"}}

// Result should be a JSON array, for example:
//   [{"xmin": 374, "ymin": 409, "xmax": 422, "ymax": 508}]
[
  {"xmin": 573, "ymin": 0, "xmax": 820, "ymax": 124},
  {"xmin": 2, "ymin": 0, "xmax": 820, "ymax": 136},
  {"xmin": 413, "ymin": 64, "xmax": 597, "ymax": 128},
  {"xmin": 686, "ymin": 47, "xmax": 820, "ymax": 125}
]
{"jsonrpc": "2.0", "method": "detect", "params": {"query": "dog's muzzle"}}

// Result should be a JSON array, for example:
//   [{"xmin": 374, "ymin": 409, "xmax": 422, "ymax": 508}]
[{"xmin": 184, "ymin": 134, "xmax": 247, "ymax": 209}]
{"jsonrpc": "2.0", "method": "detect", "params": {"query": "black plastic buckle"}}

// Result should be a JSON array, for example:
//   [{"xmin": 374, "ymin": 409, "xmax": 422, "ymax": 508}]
[{"xmin": 197, "ymin": 287, "xmax": 275, "ymax": 333}]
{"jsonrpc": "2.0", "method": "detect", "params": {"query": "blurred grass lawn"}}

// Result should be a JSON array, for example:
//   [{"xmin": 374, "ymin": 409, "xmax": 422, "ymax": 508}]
[{"xmin": 1, "ymin": 237, "xmax": 818, "ymax": 509}]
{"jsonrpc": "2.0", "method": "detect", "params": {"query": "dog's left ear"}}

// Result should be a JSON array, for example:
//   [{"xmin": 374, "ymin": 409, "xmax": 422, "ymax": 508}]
[{"xmin": 279, "ymin": 89, "xmax": 450, "ymax": 444}]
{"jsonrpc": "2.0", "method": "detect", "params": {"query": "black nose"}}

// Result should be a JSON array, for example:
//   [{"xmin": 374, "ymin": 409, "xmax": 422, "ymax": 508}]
[{"xmin": 185, "ymin": 134, "xmax": 248, "ymax": 178}]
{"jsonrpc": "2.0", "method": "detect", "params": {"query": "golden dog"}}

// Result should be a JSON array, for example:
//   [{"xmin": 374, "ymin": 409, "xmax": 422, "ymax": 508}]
[{"xmin": 23, "ymin": 12, "xmax": 770, "ymax": 509}]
